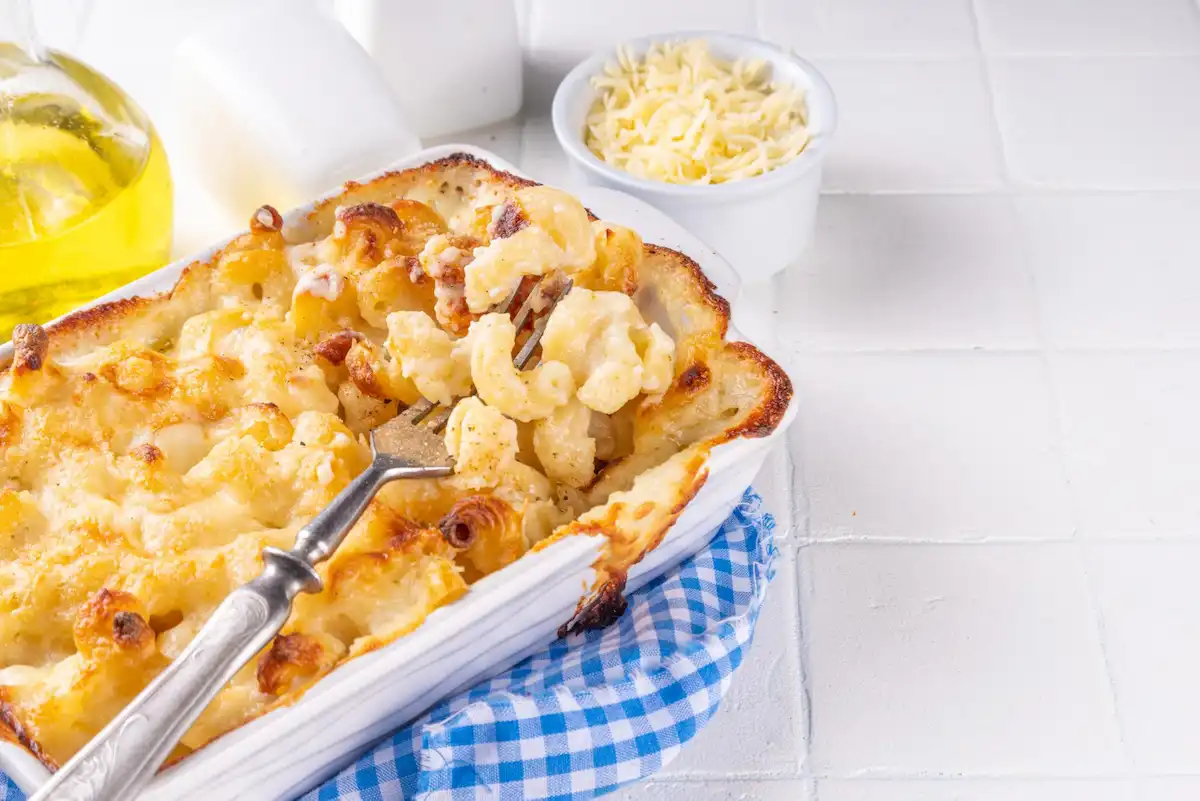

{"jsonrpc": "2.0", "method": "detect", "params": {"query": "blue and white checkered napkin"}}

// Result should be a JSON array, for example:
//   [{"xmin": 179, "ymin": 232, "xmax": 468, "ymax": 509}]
[{"xmin": 0, "ymin": 489, "xmax": 776, "ymax": 801}]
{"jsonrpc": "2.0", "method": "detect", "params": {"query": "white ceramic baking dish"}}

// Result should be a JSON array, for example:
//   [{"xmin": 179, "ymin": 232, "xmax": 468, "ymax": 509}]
[{"xmin": 0, "ymin": 144, "xmax": 796, "ymax": 800}]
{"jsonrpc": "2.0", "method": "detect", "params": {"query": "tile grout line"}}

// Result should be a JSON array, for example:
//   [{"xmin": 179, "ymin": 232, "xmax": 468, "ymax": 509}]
[
  {"xmin": 646, "ymin": 769, "xmax": 1200, "ymax": 782},
  {"xmin": 1024, "ymin": 0, "xmax": 1198, "ymax": 756},
  {"xmin": 793, "ymin": 542, "xmax": 818, "ymax": 783},
  {"xmin": 820, "ymin": 186, "xmax": 1200, "ymax": 196},
  {"xmin": 1074, "ymin": 540, "xmax": 1137, "ymax": 774},
  {"xmin": 812, "ymin": 770, "xmax": 1200, "ymax": 781},
  {"xmin": 973, "ymin": 0, "xmax": 1142, "ymax": 756},
  {"xmin": 978, "ymin": 15, "xmax": 1086, "ymax": 542},
  {"xmin": 965, "ymin": 0, "xmax": 1016, "ymax": 191},
  {"xmin": 775, "ymin": 548, "xmax": 811, "ymax": 782},
  {"xmin": 799, "ymin": 535, "xmax": 1200, "ymax": 546},
  {"xmin": 786, "ymin": 344, "xmax": 1200, "ymax": 354},
  {"xmin": 778, "ymin": 352, "xmax": 817, "ymax": 775},
  {"xmin": 809, "ymin": 52, "xmax": 1200, "ymax": 60}
]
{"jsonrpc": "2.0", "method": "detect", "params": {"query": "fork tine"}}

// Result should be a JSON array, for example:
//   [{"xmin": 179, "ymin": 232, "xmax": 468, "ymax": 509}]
[
  {"xmin": 496, "ymin": 279, "xmax": 524, "ymax": 316},
  {"xmin": 396, "ymin": 287, "xmax": 519, "ymax": 432},
  {"xmin": 389, "ymin": 275, "xmax": 573, "ymax": 448},
  {"xmin": 509, "ymin": 283, "xmax": 541, "ymax": 334},
  {"xmin": 514, "ymin": 278, "xmax": 573, "ymax": 370},
  {"xmin": 510, "ymin": 270, "xmax": 567, "ymax": 335},
  {"xmin": 399, "ymin": 398, "xmax": 438, "ymax": 425},
  {"xmin": 425, "ymin": 406, "xmax": 455, "ymax": 434}
]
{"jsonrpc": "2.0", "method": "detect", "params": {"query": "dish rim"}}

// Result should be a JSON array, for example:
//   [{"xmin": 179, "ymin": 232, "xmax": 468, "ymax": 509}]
[{"xmin": 0, "ymin": 143, "xmax": 797, "ymax": 795}]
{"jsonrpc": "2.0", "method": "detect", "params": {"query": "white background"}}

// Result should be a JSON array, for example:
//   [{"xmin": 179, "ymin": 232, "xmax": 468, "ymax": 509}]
[{"xmin": 29, "ymin": 0, "xmax": 1200, "ymax": 799}]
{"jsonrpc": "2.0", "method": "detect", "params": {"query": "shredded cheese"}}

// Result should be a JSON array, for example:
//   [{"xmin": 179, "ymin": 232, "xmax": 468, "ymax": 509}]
[{"xmin": 585, "ymin": 39, "xmax": 810, "ymax": 185}]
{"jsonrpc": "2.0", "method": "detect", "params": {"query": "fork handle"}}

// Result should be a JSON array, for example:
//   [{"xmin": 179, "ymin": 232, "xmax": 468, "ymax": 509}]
[
  {"xmin": 290, "ymin": 456, "xmax": 450, "ymax": 564},
  {"xmin": 31, "ymin": 456, "xmax": 447, "ymax": 801},
  {"xmin": 29, "ymin": 552, "xmax": 318, "ymax": 801}
]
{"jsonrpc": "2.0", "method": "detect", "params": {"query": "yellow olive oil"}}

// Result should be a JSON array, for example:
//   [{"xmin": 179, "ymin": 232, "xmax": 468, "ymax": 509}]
[{"xmin": 0, "ymin": 46, "xmax": 172, "ymax": 339}]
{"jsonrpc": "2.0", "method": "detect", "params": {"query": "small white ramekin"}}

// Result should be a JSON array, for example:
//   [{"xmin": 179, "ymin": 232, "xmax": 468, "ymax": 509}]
[{"xmin": 552, "ymin": 32, "xmax": 837, "ymax": 282}]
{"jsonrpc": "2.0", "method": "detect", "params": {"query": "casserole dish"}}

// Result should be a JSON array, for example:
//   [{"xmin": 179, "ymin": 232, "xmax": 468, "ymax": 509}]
[{"xmin": 0, "ymin": 144, "xmax": 795, "ymax": 800}]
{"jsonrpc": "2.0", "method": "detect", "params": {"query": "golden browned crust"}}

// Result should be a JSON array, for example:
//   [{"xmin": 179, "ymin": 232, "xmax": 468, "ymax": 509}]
[
  {"xmin": 716, "ymin": 341, "xmax": 794, "ymax": 442},
  {"xmin": 390, "ymin": 199, "xmax": 451, "ymax": 253},
  {"xmin": 559, "ymin": 578, "xmax": 627, "ymax": 637},
  {"xmin": 250, "ymin": 205, "xmax": 284, "ymax": 234},
  {"xmin": 111, "ymin": 611, "xmax": 155, "ymax": 651},
  {"xmin": 643, "ymin": 243, "xmax": 731, "ymax": 339},
  {"xmin": 557, "ymin": 453, "xmax": 712, "ymax": 633},
  {"xmin": 674, "ymin": 363, "xmax": 712, "ymax": 395},
  {"xmin": 0, "ymin": 401, "xmax": 21, "ymax": 448},
  {"xmin": 0, "ymin": 717, "xmax": 19, "ymax": 749},
  {"xmin": 424, "ymin": 233, "xmax": 483, "ymax": 336},
  {"xmin": 129, "ymin": 442, "xmax": 164, "ymax": 464},
  {"xmin": 46, "ymin": 295, "xmax": 156, "ymax": 343},
  {"xmin": 336, "ymin": 202, "xmax": 405, "ymax": 263},
  {"xmin": 257, "ymin": 634, "xmax": 327, "ymax": 696},
  {"xmin": 313, "ymin": 330, "xmax": 363, "ymax": 366},
  {"xmin": 349, "ymin": 153, "xmax": 536, "ymax": 200},
  {"xmin": 303, "ymin": 153, "xmax": 537, "ymax": 232},
  {"xmin": 345, "ymin": 343, "xmax": 387, "ymax": 399},
  {"xmin": 636, "ymin": 459, "xmax": 710, "ymax": 562},
  {"xmin": 0, "ymin": 691, "xmax": 56, "ymax": 771},
  {"xmin": 98, "ymin": 348, "xmax": 175, "ymax": 400},
  {"xmin": 392, "ymin": 255, "xmax": 428, "ymax": 286},
  {"xmin": 490, "ymin": 201, "xmax": 529, "ymax": 240},
  {"xmin": 438, "ymin": 494, "xmax": 517, "ymax": 550},
  {"xmin": 583, "ymin": 223, "xmax": 641, "ymax": 296},
  {"xmin": 73, "ymin": 589, "xmax": 158, "ymax": 660},
  {"xmin": 444, "ymin": 234, "xmax": 483, "ymax": 254},
  {"xmin": 11, "ymin": 324, "xmax": 48, "ymax": 375}
]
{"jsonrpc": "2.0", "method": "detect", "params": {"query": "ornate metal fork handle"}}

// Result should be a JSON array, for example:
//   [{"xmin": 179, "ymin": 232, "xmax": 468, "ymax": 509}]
[
  {"xmin": 33, "ymin": 272, "xmax": 571, "ymax": 801},
  {"xmin": 29, "ymin": 456, "xmax": 449, "ymax": 801}
]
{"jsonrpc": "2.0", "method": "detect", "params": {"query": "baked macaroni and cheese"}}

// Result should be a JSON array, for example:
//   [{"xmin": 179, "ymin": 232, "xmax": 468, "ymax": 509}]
[{"xmin": 0, "ymin": 155, "xmax": 791, "ymax": 770}]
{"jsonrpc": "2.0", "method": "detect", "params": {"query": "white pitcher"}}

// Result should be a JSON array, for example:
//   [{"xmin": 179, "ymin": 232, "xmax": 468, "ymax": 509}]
[{"xmin": 334, "ymin": 0, "xmax": 523, "ymax": 138}]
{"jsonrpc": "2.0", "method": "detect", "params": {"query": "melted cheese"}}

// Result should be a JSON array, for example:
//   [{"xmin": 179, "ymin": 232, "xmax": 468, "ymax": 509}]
[{"xmin": 0, "ymin": 160, "xmax": 782, "ymax": 775}]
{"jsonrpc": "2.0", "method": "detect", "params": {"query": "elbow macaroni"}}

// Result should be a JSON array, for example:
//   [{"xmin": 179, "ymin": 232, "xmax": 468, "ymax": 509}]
[
  {"xmin": 384, "ymin": 311, "xmax": 473, "ymax": 406},
  {"xmin": 469, "ymin": 313, "xmax": 575, "ymax": 422},
  {"xmin": 511, "ymin": 186, "xmax": 596, "ymax": 270},
  {"xmin": 463, "ymin": 186, "xmax": 598, "ymax": 313},
  {"xmin": 541, "ymin": 288, "xmax": 676, "ymax": 413},
  {"xmin": 464, "ymin": 226, "xmax": 563, "ymax": 313},
  {"xmin": 533, "ymin": 400, "xmax": 596, "ymax": 488},
  {"xmin": 443, "ymin": 397, "xmax": 521, "ymax": 490}
]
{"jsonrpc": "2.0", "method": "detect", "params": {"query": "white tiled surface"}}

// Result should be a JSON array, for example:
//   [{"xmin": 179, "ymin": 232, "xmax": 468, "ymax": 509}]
[
  {"xmin": 761, "ymin": 0, "xmax": 978, "ymax": 57},
  {"xmin": 989, "ymin": 56, "xmax": 1200, "ymax": 188},
  {"xmin": 974, "ymin": 0, "xmax": 1200, "ymax": 54},
  {"xmin": 51, "ymin": 0, "xmax": 1200, "ymax": 799},
  {"xmin": 812, "ymin": 59, "xmax": 1004, "ymax": 192},
  {"xmin": 616, "ymin": 0, "xmax": 1200, "ymax": 798},
  {"xmin": 802, "ymin": 544, "xmax": 1122, "ymax": 775},
  {"xmin": 783, "ymin": 196, "xmax": 1037, "ymax": 349},
  {"xmin": 794, "ymin": 353, "xmax": 1073, "ymax": 542},
  {"xmin": 1015, "ymin": 194, "xmax": 1200, "ymax": 348},
  {"xmin": 1086, "ymin": 543, "xmax": 1200, "ymax": 772}
]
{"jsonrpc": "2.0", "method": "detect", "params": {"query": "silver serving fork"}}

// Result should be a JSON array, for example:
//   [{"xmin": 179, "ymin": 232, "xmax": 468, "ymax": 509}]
[{"xmin": 33, "ymin": 275, "xmax": 573, "ymax": 801}]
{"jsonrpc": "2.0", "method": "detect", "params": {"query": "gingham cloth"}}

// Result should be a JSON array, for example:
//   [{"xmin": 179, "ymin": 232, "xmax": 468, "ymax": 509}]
[{"xmin": 0, "ymin": 489, "xmax": 776, "ymax": 801}]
